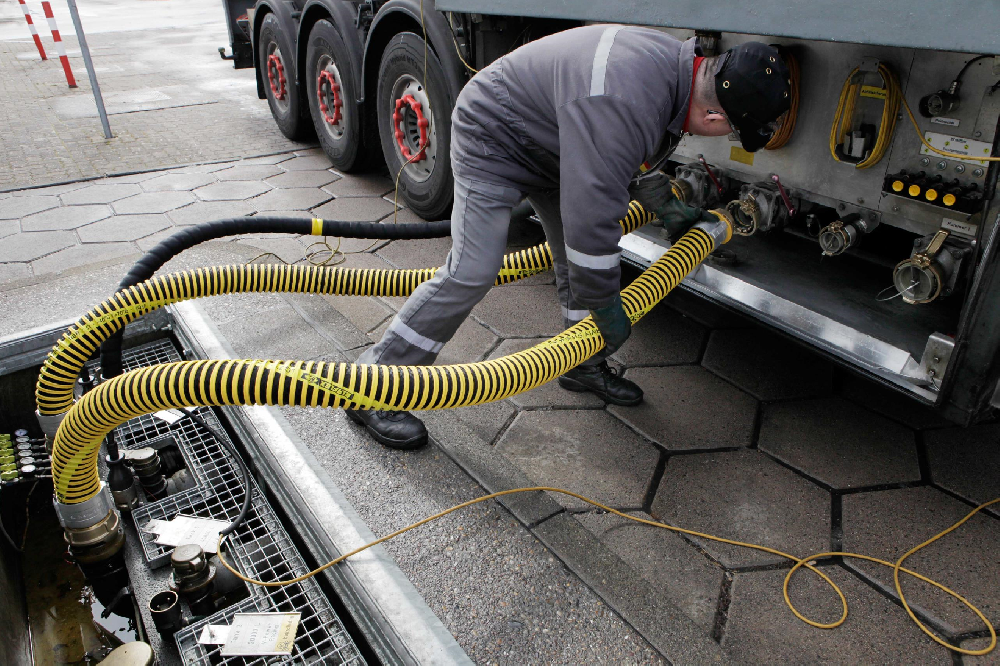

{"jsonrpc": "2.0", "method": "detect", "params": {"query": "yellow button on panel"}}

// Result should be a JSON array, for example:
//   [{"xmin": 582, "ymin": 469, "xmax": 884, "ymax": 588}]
[
  {"xmin": 908, "ymin": 184, "xmax": 921, "ymax": 197},
  {"xmin": 943, "ymin": 193, "xmax": 957, "ymax": 206},
  {"xmin": 925, "ymin": 189, "xmax": 939, "ymax": 201},
  {"xmin": 892, "ymin": 180, "xmax": 905, "ymax": 192}
]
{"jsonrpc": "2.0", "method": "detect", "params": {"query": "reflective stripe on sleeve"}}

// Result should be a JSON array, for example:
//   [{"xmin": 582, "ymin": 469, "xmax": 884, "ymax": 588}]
[
  {"xmin": 590, "ymin": 26, "xmax": 624, "ymax": 96},
  {"xmin": 565, "ymin": 244, "xmax": 621, "ymax": 270}
]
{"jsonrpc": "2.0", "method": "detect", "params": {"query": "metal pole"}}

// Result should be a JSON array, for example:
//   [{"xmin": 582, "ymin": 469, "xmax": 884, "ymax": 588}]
[{"xmin": 64, "ymin": 0, "xmax": 112, "ymax": 139}]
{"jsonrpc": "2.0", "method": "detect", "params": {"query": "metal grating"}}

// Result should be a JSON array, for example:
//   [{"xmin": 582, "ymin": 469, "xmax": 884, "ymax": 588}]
[{"xmin": 96, "ymin": 339, "xmax": 366, "ymax": 665}]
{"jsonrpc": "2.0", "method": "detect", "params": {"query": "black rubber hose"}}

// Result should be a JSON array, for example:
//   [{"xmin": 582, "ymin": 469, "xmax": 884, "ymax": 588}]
[{"xmin": 99, "ymin": 215, "xmax": 452, "ymax": 377}]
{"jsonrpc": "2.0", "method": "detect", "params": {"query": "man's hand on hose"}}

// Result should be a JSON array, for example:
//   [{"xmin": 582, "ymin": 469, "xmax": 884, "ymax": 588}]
[
  {"xmin": 629, "ymin": 171, "xmax": 717, "ymax": 240},
  {"xmin": 590, "ymin": 293, "xmax": 631, "ymax": 355}
]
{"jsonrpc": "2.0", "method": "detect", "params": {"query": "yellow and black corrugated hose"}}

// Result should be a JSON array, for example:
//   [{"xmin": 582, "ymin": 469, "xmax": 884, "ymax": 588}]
[
  {"xmin": 36, "ymin": 202, "xmax": 651, "ymax": 417},
  {"xmin": 49, "ymin": 214, "xmax": 720, "ymax": 505}
]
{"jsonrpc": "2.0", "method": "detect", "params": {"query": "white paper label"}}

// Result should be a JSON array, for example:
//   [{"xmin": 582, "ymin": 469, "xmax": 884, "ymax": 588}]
[
  {"xmin": 930, "ymin": 117, "xmax": 961, "ymax": 127},
  {"xmin": 220, "ymin": 613, "xmax": 300, "ymax": 657},
  {"xmin": 941, "ymin": 218, "xmax": 977, "ymax": 237},
  {"xmin": 920, "ymin": 132, "xmax": 992, "ymax": 166},
  {"xmin": 152, "ymin": 409, "xmax": 184, "ymax": 424},
  {"xmin": 198, "ymin": 625, "xmax": 231, "ymax": 645},
  {"xmin": 141, "ymin": 515, "xmax": 230, "ymax": 553}
]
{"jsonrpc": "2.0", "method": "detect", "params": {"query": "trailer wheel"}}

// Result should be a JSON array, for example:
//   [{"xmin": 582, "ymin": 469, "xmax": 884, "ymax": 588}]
[
  {"xmin": 306, "ymin": 20, "xmax": 374, "ymax": 171},
  {"xmin": 377, "ymin": 32, "xmax": 454, "ymax": 219},
  {"xmin": 258, "ymin": 13, "xmax": 309, "ymax": 141}
]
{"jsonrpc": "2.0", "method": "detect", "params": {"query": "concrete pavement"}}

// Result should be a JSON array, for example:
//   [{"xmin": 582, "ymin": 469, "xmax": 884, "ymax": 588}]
[
  {"xmin": 2, "ymin": 2, "xmax": 998, "ymax": 662},
  {"xmin": 1, "ymin": 148, "xmax": 997, "ymax": 664}
]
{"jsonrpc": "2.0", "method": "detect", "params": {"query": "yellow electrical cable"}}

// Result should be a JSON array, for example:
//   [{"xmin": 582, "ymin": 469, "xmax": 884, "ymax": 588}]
[
  {"xmin": 900, "ymin": 93, "xmax": 1000, "ymax": 162},
  {"xmin": 215, "ymin": 487, "xmax": 997, "ymax": 656},
  {"xmin": 765, "ymin": 49, "xmax": 799, "ymax": 150},
  {"xmin": 34, "ymin": 203, "xmax": 652, "ymax": 416},
  {"xmin": 829, "ymin": 63, "xmax": 901, "ymax": 169}
]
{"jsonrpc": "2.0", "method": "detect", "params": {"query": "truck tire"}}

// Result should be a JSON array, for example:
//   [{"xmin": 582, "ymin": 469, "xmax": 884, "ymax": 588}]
[
  {"xmin": 306, "ymin": 20, "xmax": 374, "ymax": 172},
  {"xmin": 258, "ymin": 13, "xmax": 309, "ymax": 141},
  {"xmin": 377, "ymin": 32, "xmax": 454, "ymax": 219}
]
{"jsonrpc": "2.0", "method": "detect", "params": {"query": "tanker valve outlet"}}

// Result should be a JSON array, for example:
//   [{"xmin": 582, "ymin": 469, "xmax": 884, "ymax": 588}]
[
  {"xmin": 818, "ymin": 213, "xmax": 879, "ymax": 256},
  {"xmin": 892, "ymin": 230, "xmax": 967, "ymax": 304}
]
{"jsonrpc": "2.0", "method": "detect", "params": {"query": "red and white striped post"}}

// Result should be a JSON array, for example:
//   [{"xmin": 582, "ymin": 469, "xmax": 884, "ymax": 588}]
[
  {"xmin": 41, "ymin": 1, "xmax": 77, "ymax": 88},
  {"xmin": 16, "ymin": 0, "xmax": 47, "ymax": 61}
]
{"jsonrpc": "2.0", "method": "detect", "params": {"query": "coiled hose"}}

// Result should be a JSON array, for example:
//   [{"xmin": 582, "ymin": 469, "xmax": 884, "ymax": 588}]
[
  {"xmin": 50, "ymin": 218, "xmax": 728, "ymax": 504},
  {"xmin": 37, "ymin": 203, "xmax": 653, "ymax": 417},
  {"xmin": 829, "ymin": 62, "xmax": 901, "ymax": 169},
  {"xmin": 100, "ymin": 216, "xmax": 455, "ymax": 378}
]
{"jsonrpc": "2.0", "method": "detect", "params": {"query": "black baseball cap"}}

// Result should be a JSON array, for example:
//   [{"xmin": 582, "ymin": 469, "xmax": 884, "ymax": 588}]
[{"xmin": 714, "ymin": 43, "xmax": 791, "ymax": 152}]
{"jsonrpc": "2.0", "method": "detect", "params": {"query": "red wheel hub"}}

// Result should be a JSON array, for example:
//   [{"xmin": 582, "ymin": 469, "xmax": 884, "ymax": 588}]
[
  {"xmin": 267, "ymin": 53, "xmax": 286, "ymax": 101},
  {"xmin": 317, "ymin": 70, "xmax": 342, "ymax": 126},
  {"xmin": 392, "ymin": 94, "xmax": 429, "ymax": 162}
]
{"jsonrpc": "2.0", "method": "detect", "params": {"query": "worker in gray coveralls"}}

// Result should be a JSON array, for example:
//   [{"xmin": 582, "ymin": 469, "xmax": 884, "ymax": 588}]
[{"xmin": 346, "ymin": 25, "xmax": 791, "ymax": 449}]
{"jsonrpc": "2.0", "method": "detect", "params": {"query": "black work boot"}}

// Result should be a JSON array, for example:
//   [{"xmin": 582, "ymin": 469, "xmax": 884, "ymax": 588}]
[
  {"xmin": 557, "ymin": 361, "xmax": 643, "ymax": 406},
  {"xmin": 344, "ymin": 409, "xmax": 428, "ymax": 450}
]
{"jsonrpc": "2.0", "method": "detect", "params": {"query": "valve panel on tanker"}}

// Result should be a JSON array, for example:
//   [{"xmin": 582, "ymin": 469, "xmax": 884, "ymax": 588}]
[{"xmin": 620, "ymin": 31, "xmax": 1000, "ymax": 409}]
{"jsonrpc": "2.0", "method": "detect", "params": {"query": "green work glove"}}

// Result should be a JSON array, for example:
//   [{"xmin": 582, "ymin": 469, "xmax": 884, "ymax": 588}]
[
  {"xmin": 590, "ymin": 293, "xmax": 631, "ymax": 355},
  {"xmin": 657, "ymin": 199, "xmax": 719, "ymax": 240},
  {"xmin": 629, "ymin": 171, "xmax": 715, "ymax": 240},
  {"xmin": 629, "ymin": 170, "xmax": 677, "ymax": 220}
]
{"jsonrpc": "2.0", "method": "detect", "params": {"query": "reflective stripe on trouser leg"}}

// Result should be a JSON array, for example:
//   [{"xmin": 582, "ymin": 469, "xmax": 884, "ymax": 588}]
[
  {"xmin": 527, "ymin": 190, "xmax": 603, "ymax": 367},
  {"xmin": 358, "ymin": 173, "xmax": 523, "ymax": 366}
]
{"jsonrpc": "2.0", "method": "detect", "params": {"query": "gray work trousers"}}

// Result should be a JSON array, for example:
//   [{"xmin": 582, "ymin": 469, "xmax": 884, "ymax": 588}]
[{"xmin": 357, "ymin": 173, "xmax": 601, "ymax": 368}]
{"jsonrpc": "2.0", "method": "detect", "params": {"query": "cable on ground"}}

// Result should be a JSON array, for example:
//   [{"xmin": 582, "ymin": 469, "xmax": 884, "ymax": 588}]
[{"xmin": 217, "ymin": 488, "xmax": 998, "ymax": 657}]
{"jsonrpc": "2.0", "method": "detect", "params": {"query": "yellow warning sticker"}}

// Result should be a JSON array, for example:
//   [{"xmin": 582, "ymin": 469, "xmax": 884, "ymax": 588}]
[
  {"xmin": 860, "ymin": 85, "xmax": 887, "ymax": 100},
  {"xmin": 729, "ymin": 146, "xmax": 755, "ymax": 166}
]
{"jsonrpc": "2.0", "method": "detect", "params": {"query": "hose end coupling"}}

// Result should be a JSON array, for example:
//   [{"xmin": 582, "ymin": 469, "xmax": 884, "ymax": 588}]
[
  {"xmin": 54, "ymin": 483, "xmax": 126, "ymax": 564},
  {"xmin": 35, "ymin": 409, "xmax": 67, "ymax": 455},
  {"xmin": 696, "ymin": 209, "xmax": 735, "ymax": 248}
]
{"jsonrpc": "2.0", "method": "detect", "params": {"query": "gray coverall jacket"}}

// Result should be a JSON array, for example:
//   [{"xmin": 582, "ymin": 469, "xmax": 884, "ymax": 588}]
[{"xmin": 359, "ymin": 26, "xmax": 696, "ymax": 368}]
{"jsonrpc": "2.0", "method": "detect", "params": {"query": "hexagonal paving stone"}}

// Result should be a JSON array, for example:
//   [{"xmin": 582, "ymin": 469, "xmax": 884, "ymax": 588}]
[
  {"xmin": 376, "ymin": 235, "xmax": 451, "ymax": 269},
  {"xmin": 322, "ymin": 174, "xmax": 394, "ymax": 197},
  {"xmin": 195, "ymin": 181, "xmax": 271, "ymax": 202},
  {"xmin": 652, "ymin": 450, "xmax": 830, "ymax": 568},
  {"xmin": 112, "ymin": 191, "xmax": 196, "ymax": 215},
  {"xmin": 702, "ymin": 327, "xmax": 834, "ymax": 401},
  {"xmin": 215, "ymin": 164, "xmax": 285, "ymax": 181},
  {"xmin": 926, "ymin": 423, "xmax": 1000, "ymax": 510},
  {"xmin": 575, "ymin": 511, "xmax": 723, "ymax": 632},
  {"xmin": 837, "ymin": 371, "xmax": 951, "ymax": 430},
  {"xmin": 0, "ymin": 231, "xmax": 76, "ymax": 261},
  {"xmin": 311, "ymin": 197, "xmax": 397, "ymax": 222},
  {"xmin": 0, "ymin": 220, "xmax": 20, "ymax": 239},
  {"xmin": 280, "ymin": 154, "xmax": 335, "ymax": 171},
  {"xmin": 0, "ymin": 263, "xmax": 31, "ymax": 284},
  {"xmin": 78, "ymin": 214, "xmax": 171, "ymax": 242},
  {"xmin": 0, "ymin": 195, "xmax": 60, "ymax": 219},
  {"xmin": 473, "ymin": 284, "xmax": 566, "ymax": 338},
  {"xmin": 167, "ymin": 201, "xmax": 256, "ymax": 226},
  {"xmin": 251, "ymin": 188, "xmax": 332, "ymax": 212},
  {"xmin": 61, "ymin": 183, "xmax": 142, "ymax": 205},
  {"xmin": 21, "ymin": 204, "xmax": 111, "ymax": 231},
  {"xmin": 722, "ymin": 568, "xmax": 951, "ymax": 664},
  {"xmin": 609, "ymin": 366, "xmax": 757, "ymax": 451},
  {"xmin": 451, "ymin": 401, "xmax": 517, "ymax": 445},
  {"xmin": 759, "ymin": 398, "xmax": 919, "ymax": 490},
  {"xmin": 141, "ymin": 172, "xmax": 217, "ymax": 192},
  {"xmin": 487, "ymin": 338, "xmax": 605, "ymax": 409},
  {"xmin": 32, "ymin": 242, "xmax": 138, "ymax": 275},
  {"xmin": 842, "ymin": 487, "xmax": 1000, "ymax": 634},
  {"xmin": 265, "ymin": 170, "xmax": 339, "ymax": 189},
  {"xmin": 610, "ymin": 300, "xmax": 706, "ymax": 366},
  {"xmin": 497, "ymin": 410, "xmax": 660, "ymax": 510}
]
